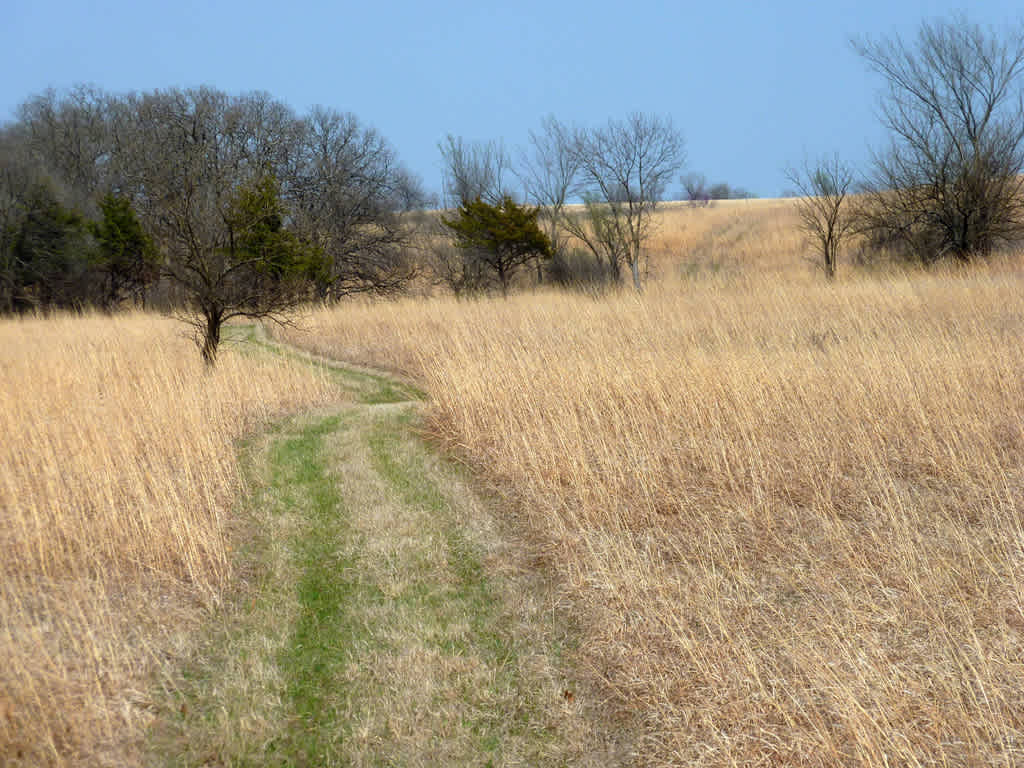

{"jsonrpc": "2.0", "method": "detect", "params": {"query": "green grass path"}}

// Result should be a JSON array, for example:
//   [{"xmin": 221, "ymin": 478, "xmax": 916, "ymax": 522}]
[{"xmin": 147, "ymin": 329, "xmax": 610, "ymax": 766}]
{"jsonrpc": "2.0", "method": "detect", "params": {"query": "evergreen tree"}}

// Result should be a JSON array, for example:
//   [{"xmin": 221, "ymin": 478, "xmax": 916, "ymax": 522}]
[
  {"xmin": 11, "ymin": 184, "xmax": 91, "ymax": 311},
  {"xmin": 90, "ymin": 195, "xmax": 159, "ymax": 309},
  {"xmin": 441, "ymin": 196, "xmax": 552, "ymax": 295}
]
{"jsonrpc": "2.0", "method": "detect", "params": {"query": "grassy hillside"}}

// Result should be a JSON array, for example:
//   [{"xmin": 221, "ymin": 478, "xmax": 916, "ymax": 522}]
[
  {"xmin": 635, "ymin": 198, "xmax": 808, "ymax": 276},
  {"xmin": 5, "ymin": 197, "xmax": 1024, "ymax": 765},
  {"xmin": 273, "ymin": 206, "xmax": 1024, "ymax": 765}
]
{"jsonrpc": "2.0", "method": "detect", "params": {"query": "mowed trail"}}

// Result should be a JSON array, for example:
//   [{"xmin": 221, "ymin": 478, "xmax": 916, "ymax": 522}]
[{"xmin": 147, "ymin": 328, "xmax": 626, "ymax": 767}]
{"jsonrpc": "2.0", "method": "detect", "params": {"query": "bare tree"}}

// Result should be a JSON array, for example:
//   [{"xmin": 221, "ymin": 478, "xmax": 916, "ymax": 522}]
[
  {"xmin": 786, "ymin": 154, "xmax": 855, "ymax": 279},
  {"xmin": 288, "ymin": 106, "xmax": 423, "ymax": 301},
  {"xmin": 114, "ymin": 88, "xmax": 319, "ymax": 363},
  {"xmin": 517, "ymin": 116, "xmax": 580, "ymax": 280},
  {"xmin": 105, "ymin": 88, "xmax": 425, "ymax": 362},
  {"xmin": 561, "ymin": 113, "xmax": 684, "ymax": 291},
  {"xmin": 438, "ymin": 134, "xmax": 512, "ymax": 207},
  {"xmin": 853, "ymin": 16, "xmax": 1024, "ymax": 262},
  {"xmin": 681, "ymin": 172, "xmax": 709, "ymax": 206}
]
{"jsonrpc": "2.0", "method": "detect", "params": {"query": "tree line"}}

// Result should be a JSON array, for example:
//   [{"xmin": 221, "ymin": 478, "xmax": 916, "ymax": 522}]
[
  {"xmin": 2, "ymin": 14, "xmax": 1023, "ymax": 359},
  {"xmin": 789, "ymin": 15, "xmax": 1024, "ymax": 278},
  {"xmin": 0, "ymin": 86, "xmax": 427, "ymax": 362},
  {"xmin": 438, "ymin": 15, "xmax": 1024, "ymax": 290},
  {"xmin": 0, "ymin": 84, "xmax": 687, "ymax": 360}
]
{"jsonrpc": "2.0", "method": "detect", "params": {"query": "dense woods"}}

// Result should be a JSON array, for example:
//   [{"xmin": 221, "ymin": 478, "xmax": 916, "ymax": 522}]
[{"xmin": 0, "ymin": 86, "xmax": 426, "ymax": 359}]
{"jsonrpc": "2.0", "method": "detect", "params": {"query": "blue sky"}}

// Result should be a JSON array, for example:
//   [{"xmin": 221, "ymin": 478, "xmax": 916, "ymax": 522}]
[{"xmin": 2, "ymin": 1, "xmax": 1021, "ymax": 198}]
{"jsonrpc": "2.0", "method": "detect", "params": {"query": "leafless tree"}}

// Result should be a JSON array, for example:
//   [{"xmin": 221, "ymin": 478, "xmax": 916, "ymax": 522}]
[
  {"xmin": 517, "ymin": 116, "xmax": 580, "ymax": 280},
  {"xmin": 438, "ymin": 134, "xmax": 512, "ymax": 207},
  {"xmin": 112, "ymin": 87, "xmax": 423, "ymax": 363},
  {"xmin": 681, "ymin": 172, "xmax": 709, "ymax": 206},
  {"xmin": 853, "ymin": 16, "xmax": 1024, "ymax": 262},
  {"xmin": 786, "ymin": 154, "xmax": 856, "ymax": 279},
  {"xmin": 112, "ymin": 88, "xmax": 302, "ymax": 362},
  {"xmin": 287, "ymin": 106, "xmax": 424, "ymax": 301},
  {"xmin": 561, "ymin": 113, "xmax": 684, "ymax": 291}
]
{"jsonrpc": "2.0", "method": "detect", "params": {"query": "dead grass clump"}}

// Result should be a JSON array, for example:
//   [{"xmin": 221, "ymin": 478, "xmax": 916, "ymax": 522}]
[
  {"xmin": 277, "ymin": 260, "xmax": 1024, "ymax": 765},
  {"xmin": 0, "ymin": 312, "xmax": 337, "ymax": 766}
]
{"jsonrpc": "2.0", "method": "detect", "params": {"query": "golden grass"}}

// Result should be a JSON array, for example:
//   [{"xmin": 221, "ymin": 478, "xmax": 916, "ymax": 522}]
[
  {"xmin": 6, "ymin": 196, "xmax": 1023, "ymax": 765},
  {"xmin": 0, "ymin": 313, "xmax": 337, "ymax": 766},
  {"xmin": 275, "ymin": 241, "xmax": 1024, "ymax": 764},
  {"xmin": 645, "ymin": 198, "xmax": 808, "ymax": 275}
]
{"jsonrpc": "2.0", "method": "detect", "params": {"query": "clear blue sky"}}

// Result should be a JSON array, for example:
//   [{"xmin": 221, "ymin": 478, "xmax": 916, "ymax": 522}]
[{"xmin": 2, "ymin": 1, "xmax": 1020, "ymax": 198}]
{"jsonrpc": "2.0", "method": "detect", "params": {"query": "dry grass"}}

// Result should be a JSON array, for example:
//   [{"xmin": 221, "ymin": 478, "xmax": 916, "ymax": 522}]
[
  {"xmin": 553, "ymin": 197, "xmax": 809, "ymax": 280},
  {"xmin": 0, "ymin": 313, "xmax": 337, "ymax": 766},
  {"xmin": 274, "ymin": 211, "xmax": 1024, "ymax": 764},
  {"xmin": 646, "ymin": 198, "xmax": 808, "ymax": 276},
  {"xmin": 7, "ymin": 196, "xmax": 1024, "ymax": 765}
]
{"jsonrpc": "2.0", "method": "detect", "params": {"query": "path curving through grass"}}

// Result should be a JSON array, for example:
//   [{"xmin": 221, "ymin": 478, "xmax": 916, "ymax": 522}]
[{"xmin": 147, "ymin": 327, "xmax": 620, "ymax": 767}]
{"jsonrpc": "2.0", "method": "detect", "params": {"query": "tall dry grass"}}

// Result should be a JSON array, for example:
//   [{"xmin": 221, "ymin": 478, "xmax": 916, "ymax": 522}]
[
  {"xmin": 0, "ymin": 313, "xmax": 337, "ymax": 766},
  {"xmin": 276, "ymin": 250, "xmax": 1024, "ymax": 764},
  {"xmin": 646, "ymin": 199, "xmax": 807, "ymax": 276}
]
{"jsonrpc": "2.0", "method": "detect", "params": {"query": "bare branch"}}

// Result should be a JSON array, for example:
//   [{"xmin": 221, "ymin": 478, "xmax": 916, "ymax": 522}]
[
  {"xmin": 786, "ymin": 154, "xmax": 855, "ymax": 279},
  {"xmin": 853, "ymin": 16, "xmax": 1024, "ymax": 262}
]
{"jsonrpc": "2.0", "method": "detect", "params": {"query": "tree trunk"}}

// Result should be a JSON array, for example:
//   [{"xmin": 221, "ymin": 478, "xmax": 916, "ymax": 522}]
[
  {"xmin": 201, "ymin": 309, "xmax": 222, "ymax": 366},
  {"xmin": 606, "ymin": 255, "xmax": 623, "ymax": 284},
  {"xmin": 497, "ymin": 262, "xmax": 509, "ymax": 297},
  {"xmin": 630, "ymin": 259, "xmax": 643, "ymax": 293}
]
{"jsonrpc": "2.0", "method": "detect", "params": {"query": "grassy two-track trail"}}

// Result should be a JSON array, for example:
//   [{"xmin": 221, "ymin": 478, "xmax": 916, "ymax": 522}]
[{"xmin": 147, "ymin": 326, "xmax": 624, "ymax": 767}]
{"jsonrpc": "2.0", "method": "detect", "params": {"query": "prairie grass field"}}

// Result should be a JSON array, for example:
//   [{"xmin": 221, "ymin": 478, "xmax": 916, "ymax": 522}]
[
  {"xmin": 271, "ymin": 201, "xmax": 1024, "ymax": 765},
  {"xmin": 644, "ymin": 198, "xmax": 807, "ymax": 277},
  {"xmin": 0, "ymin": 313, "xmax": 337, "ymax": 765},
  {"xmin": 4, "ymin": 198, "xmax": 1024, "ymax": 766}
]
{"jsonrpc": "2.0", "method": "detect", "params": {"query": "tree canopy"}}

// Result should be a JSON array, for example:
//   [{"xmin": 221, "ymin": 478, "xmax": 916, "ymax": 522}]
[
  {"xmin": 0, "ymin": 85, "xmax": 426, "ymax": 362},
  {"xmin": 441, "ymin": 196, "xmax": 552, "ymax": 295},
  {"xmin": 854, "ymin": 16, "xmax": 1024, "ymax": 262}
]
